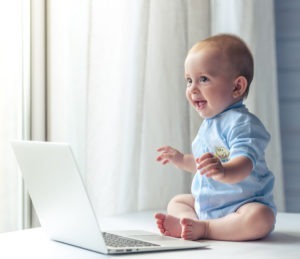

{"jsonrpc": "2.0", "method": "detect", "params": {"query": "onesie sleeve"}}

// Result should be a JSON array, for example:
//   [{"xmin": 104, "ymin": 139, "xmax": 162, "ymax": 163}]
[{"xmin": 227, "ymin": 116, "xmax": 270, "ymax": 168}]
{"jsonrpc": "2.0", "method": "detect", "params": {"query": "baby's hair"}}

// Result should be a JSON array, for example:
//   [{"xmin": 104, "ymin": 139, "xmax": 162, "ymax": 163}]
[{"xmin": 189, "ymin": 34, "xmax": 254, "ymax": 98}]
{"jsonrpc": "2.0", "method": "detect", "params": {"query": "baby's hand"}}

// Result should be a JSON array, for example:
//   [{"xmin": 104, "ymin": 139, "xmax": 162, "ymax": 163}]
[
  {"xmin": 156, "ymin": 146, "xmax": 184, "ymax": 167},
  {"xmin": 196, "ymin": 153, "xmax": 225, "ymax": 181}
]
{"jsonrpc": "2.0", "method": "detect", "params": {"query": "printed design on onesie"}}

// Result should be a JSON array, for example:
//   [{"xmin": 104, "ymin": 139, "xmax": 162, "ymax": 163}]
[{"xmin": 214, "ymin": 146, "xmax": 230, "ymax": 162}]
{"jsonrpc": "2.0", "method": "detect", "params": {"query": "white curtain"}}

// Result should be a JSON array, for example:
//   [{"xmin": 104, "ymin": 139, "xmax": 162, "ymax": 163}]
[
  {"xmin": 47, "ymin": 0, "xmax": 210, "ymax": 217},
  {"xmin": 0, "ymin": 0, "xmax": 24, "ymax": 232},
  {"xmin": 0, "ymin": 0, "xmax": 48, "ymax": 232},
  {"xmin": 0, "ymin": 0, "xmax": 285, "ymax": 232},
  {"xmin": 84, "ymin": 0, "xmax": 210, "ymax": 216}
]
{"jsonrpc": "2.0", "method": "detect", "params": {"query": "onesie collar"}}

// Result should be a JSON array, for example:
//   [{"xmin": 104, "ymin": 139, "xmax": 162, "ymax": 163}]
[
  {"xmin": 206, "ymin": 100, "xmax": 244, "ymax": 120},
  {"xmin": 223, "ymin": 100, "xmax": 244, "ymax": 113}
]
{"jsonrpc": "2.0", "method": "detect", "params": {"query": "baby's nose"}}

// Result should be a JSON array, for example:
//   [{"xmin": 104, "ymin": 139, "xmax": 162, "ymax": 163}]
[
  {"xmin": 191, "ymin": 86, "xmax": 201, "ymax": 96},
  {"xmin": 189, "ymin": 83, "xmax": 200, "ymax": 92}
]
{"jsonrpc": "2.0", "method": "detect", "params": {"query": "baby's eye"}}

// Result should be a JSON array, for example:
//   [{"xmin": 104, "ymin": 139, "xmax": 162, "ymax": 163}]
[
  {"xmin": 186, "ymin": 78, "xmax": 192, "ymax": 87},
  {"xmin": 199, "ymin": 76, "xmax": 209, "ymax": 83}
]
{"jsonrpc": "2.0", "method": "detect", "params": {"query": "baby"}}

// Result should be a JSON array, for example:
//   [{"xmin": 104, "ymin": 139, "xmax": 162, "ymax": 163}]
[{"xmin": 155, "ymin": 34, "xmax": 276, "ymax": 241}]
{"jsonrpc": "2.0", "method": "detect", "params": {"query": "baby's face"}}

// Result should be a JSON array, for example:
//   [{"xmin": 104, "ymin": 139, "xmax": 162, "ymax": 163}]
[{"xmin": 185, "ymin": 47, "xmax": 239, "ymax": 119}]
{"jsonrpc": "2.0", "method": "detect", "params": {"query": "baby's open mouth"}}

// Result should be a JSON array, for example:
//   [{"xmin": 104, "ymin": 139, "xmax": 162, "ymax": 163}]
[{"xmin": 194, "ymin": 100, "xmax": 207, "ymax": 109}]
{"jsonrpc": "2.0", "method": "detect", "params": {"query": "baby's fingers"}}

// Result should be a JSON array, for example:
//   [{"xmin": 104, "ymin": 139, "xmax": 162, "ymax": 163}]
[
  {"xmin": 201, "ymin": 164, "xmax": 220, "ymax": 176},
  {"xmin": 156, "ymin": 157, "xmax": 169, "ymax": 164},
  {"xmin": 156, "ymin": 153, "xmax": 171, "ymax": 165},
  {"xmin": 157, "ymin": 147, "xmax": 166, "ymax": 152},
  {"xmin": 196, "ymin": 152, "xmax": 215, "ymax": 164},
  {"xmin": 196, "ymin": 153, "xmax": 217, "ymax": 170}
]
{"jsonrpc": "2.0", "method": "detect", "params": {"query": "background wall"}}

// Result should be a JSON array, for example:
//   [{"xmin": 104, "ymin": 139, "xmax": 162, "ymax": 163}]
[{"xmin": 275, "ymin": 0, "xmax": 300, "ymax": 212}]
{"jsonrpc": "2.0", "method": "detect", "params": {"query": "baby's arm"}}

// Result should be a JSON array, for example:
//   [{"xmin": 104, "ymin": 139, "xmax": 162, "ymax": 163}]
[
  {"xmin": 156, "ymin": 146, "xmax": 197, "ymax": 174},
  {"xmin": 196, "ymin": 153, "xmax": 252, "ymax": 184}
]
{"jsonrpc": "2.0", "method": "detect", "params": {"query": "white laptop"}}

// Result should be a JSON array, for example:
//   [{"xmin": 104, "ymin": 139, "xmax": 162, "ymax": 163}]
[{"xmin": 11, "ymin": 140, "xmax": 205, "ymax": 254}]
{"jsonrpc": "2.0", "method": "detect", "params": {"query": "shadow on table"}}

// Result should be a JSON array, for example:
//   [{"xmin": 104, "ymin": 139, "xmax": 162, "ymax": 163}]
[{"xmin": 261, "ymin": 231, "xmax": 300, "ymax": 244}]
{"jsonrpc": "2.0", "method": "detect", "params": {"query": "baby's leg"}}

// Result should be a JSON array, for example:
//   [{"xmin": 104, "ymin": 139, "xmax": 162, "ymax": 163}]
[
  {"xmin": 154, "ymin": 194, "xmax": 197, "ymax": 238},
  {"xmin": 167, "ymin": 194, "xmax": 198, "ymax": 219},
  {"xmin": 180, "ymin": 202, "xmax": 275, "ymax": 241}
]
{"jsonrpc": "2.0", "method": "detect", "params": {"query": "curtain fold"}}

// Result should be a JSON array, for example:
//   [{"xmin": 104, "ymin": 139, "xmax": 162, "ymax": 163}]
[
  {"xmin": 0, "ymin": 0, "xmax": 24, "ymax": 232},
  {"xmin": 84, "ymin": 0, "xmax": 212, "ymax": 217},
  {"xmin": 46, "ymin": 0, "xmax": 89, "ymax": 173}
]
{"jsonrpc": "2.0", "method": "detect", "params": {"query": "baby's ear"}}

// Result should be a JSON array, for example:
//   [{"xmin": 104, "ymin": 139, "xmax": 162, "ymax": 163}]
[{"xmin": 232, "ymin": 76, "xmax": 248, "ymax": 99}]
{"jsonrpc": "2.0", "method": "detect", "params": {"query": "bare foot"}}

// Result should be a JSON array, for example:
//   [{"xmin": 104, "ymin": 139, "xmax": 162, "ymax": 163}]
[
  {"xmin": 180, "ymin": 218, "xmax": 207, "ymax": 240},
  {"xmin": 154, "ymin": 213, "xmax": 182, "ymax": 238}
]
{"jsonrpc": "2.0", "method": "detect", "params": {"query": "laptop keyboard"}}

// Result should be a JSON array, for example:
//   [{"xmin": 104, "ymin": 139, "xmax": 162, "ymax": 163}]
[{"xmin": 102, "ymin": 232, "xmax": 160, "ymax": 248}]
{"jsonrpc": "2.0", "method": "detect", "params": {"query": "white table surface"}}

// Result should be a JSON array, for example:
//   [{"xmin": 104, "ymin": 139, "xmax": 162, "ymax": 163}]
[{"xmin": 1, "ymin": 211, "xmax": 300, "ymax": 259}]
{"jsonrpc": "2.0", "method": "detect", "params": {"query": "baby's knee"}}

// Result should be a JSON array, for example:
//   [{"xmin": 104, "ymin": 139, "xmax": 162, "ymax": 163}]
[
  {"xmin": 167, "ymin": 194, "xmax": 185, "ymax": 208},
  {"xmin": 167, "ymin": 194, "xmax": 194, "ymax": 210},
  {"xmin": 244, "ymin": 204, "xmax": 275, "ymax": 238}
]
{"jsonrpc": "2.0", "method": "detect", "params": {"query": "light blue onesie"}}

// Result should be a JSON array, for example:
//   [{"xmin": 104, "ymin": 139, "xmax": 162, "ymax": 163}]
[{"xmin": 191, "ymin": 101, "xmax": 276, "ymax": 220}]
